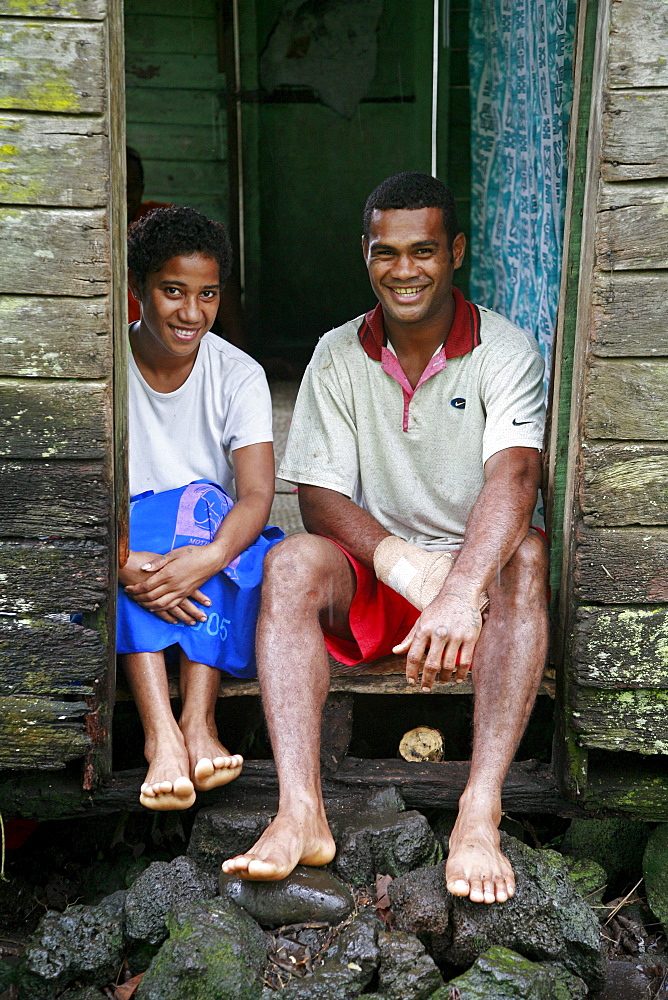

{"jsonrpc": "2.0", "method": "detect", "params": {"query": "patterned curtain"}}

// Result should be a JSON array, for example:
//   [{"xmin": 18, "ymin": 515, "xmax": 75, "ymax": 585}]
[{"xmin": 468, "ymin": 0, "xmax": 575, "ymax": 384}]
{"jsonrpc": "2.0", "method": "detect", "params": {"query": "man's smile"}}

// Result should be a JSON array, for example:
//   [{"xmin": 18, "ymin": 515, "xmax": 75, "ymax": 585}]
[
  {"xmin": 388, "ymin": 284, "xmax": 429, "ymax": 301},
  {"xmin": 169, "ymin": 324, "xmax": 202, "ymax": 342}
]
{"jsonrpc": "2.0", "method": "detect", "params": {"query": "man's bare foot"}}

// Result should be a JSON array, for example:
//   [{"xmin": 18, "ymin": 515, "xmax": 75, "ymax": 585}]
[
  {"xmin": 181, "ymin": 723, "xmax": 243, "ymax": 792},
  {"xmin": 445, "ymin": 797, "xmax": 515, "ymax": 904},
  {"xmin": 139, "ymin": 734, "xmax": 196, "ymax": 811},
  {"xmin": 221, "ymin": 806, "xmax": 336, "ymax": 881}
]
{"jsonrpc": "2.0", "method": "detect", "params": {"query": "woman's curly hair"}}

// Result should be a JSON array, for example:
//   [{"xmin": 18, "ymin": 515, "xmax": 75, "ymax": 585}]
[{"xmin": 127, "ymin": 205, "xmax": 233, "ymax": 287}]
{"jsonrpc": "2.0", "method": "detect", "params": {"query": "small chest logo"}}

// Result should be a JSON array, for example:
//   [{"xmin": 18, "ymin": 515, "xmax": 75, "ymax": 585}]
[{"xmin": 451, "ymin": 397, "xmax": 466, "ymax": 409}]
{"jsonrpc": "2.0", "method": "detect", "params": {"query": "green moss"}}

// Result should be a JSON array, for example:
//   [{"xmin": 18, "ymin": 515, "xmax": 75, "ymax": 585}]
[{"xmin": 3, "ymin": 73, "xmax": 81, "ymax": 114}]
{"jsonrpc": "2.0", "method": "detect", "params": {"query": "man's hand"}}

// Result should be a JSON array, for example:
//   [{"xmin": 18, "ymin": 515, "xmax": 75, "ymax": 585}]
[
  {"xmin": 393, "ymin": 589, "xmax": 483, "ymax": 692},
  {"xmin": 122, "ymin": 547, "xmax": 215, "ymax": 625}
]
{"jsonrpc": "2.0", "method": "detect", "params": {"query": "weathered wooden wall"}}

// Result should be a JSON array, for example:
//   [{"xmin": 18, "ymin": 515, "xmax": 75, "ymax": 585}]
[
  {"xmin": 124, "ymin": 0, "xmax": 229, "ymax": 222},
  {"xmin": 0, "ymin": 0, "xmax": 125, "ymax": 777},
  {"xmin": 554, "ymin": 0, "xmax": 668, "ymax": 808}
]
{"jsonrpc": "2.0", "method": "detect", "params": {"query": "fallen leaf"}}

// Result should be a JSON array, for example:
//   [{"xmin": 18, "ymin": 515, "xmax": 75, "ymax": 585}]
[
  {"xmin": 375, "ymin": 873, "xmax": 394, "ymax": 927},
  {"xmin": 114, "ymin": 973, "xmax": 144, "ymax": 999}
]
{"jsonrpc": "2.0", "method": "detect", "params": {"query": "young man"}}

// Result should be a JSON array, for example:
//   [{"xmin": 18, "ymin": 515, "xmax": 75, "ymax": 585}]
[{"xmin": 223, "ymin": 172, "xmax": 549, "ymax": 904}]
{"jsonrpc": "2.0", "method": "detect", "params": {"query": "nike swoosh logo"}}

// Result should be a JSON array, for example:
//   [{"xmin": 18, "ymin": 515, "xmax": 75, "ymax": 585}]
[{"xmin": 512, "ymin": 418, "xmax": 532, "ymax": 426}]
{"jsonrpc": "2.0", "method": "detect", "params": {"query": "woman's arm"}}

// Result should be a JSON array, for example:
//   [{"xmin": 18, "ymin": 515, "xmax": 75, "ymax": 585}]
[{"xmin": 123, "ymin": 442, "xmax": 275, "ymax": 622}]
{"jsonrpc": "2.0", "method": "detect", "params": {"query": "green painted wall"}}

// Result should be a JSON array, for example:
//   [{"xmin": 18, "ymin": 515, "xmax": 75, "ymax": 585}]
[{"xmin": 124, "ymin": 0, "xmax": 229, "ymax": 223}]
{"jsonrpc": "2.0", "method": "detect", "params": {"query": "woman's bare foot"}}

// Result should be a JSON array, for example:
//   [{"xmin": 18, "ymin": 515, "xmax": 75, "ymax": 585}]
[
  {"xmin": 221, "ymin": 805, "xmax": 336, "ymax": 881},
  {"xmin": 139, "ymin": 732, "xmax": 196, "ymax": 811},
  {"xmin": 445, "ymin": 795, "xmax": 515, "ymax": 904},
  {"xmin": 180, "ymin": 721, "xmax": 243, "ymax": 792}
]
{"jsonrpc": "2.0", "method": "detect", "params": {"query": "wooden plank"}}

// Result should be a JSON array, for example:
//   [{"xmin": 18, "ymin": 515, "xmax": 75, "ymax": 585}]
[
  {"xmin": 574, "ymin": 526, "xmax": 668, "ymax": 603},
  {"xmin": 0, "ymin": 114, "xmax": 108, "ymax": 207},
  {"xmin": 609, "ymin": 0, "xmax": 668, "ymax": 89},
  {"xmin": 572, "ymin": 605, "xmax": 668, "ymax": 688},
  {"xmin": 571, "ymin": 687, "xmax": 668, "ymax": 755},
  {"xmin": 0, "ymin": 379, "xmax": 109, "ymax": 459},
  {"xmin": 0, "ymin": 1, "xmax": 106, "ymax": 17},
  {"xmin": 124, "ymin": 14, "xmax": 217, "ymax": 55},
  {"xmin": 580, "ymin": 443, "xmax": 668, "ymax": 525},
  {"xmin": 126, "ymin": 86, "xmax": 221, "ymax": 126},
  {"xmin": 585, "ymin": 755, "xmax": 668, "ymax": 819},
  {"xmin": 0, "ymin": 208, "xmax": 109, "ymax": 296},
  {"xmin": 0, "ymin": 20, "xmax": 105, "ymax": 114},
  {"xmin": 0, "ymin": 296, "xmax": 110, "ymax": 378},
  {"xmin": 0, "ymin": 540, "xmax": 108, "ymax": 614},
  {"xmin": 584, "ymin": 359, "xmax": 668, "ymax": 439},
  {"xmin": 125, "ymin": 52, "xmax": 223, "ymax": 91},
  {"xmin": 0, "ymin": 460, "xmax": 109, "ymax": 537},
  {"xmin": 602, "ymin": 89, "xmax": 668, "ymax": 181},
  {"xmin": 596, "ymin": 184, "xmax": 668, "ymax": 270},
  {"xmin": 0, "ymin": 615, "xmax": 106, "ymax": 696},
  {"xmin": 591, "ymin": 272, "xmax": 668, "ymax": 357},
  {"xmin": 125, "ymin": 122, "xmax": 224, "ymax": 163},
  {"xmin": 0, "ymin": 695, "xmax": 90, "ymax": 769},
  {"xmin": 0, "ymin": 758, "xmax": 567, "ymax": 820}
]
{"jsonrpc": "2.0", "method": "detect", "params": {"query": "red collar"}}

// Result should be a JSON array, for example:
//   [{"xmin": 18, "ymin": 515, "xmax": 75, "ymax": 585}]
[{"xmin": 357, "ymin": 287, "xmax": 481, "ymax": 362}]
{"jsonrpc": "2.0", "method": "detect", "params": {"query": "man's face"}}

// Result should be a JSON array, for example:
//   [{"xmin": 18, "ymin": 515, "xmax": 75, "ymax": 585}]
[
  {"xmin": 126, "ymin": 157, "xmax": 144, "ymax": 226},
  {"xmin": 363, "ymin": 207, "xmax": 465, "ymax": 328},
  {"xmin": 129, "ymin": 254, "xmax": 220, "ymax": 359}
]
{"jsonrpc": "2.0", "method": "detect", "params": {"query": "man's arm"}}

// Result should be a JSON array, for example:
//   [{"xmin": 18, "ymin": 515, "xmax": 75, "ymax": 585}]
[
  {"xmin": 394, "ymin": 445, "xmax": 542, "ymax": 690},
  {"xmin": 299, "ymin": 484, "xmax": 389, "ymax": 565}
]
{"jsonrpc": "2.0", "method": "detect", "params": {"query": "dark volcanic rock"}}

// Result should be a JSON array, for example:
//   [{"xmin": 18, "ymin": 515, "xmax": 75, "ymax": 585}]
[
  {"xmin": 219, "ymin": 864, "xmax": 354, "ymax": 927},
  {"xmin": 376, "ymin": 928, "xmax": 443, "ymax": 999},
  {"xmin": 16, "ymin": 890, "xmax": 126, "ymax": 999},
  {"xmin": 561, "ymin": 817, "xmax": 648, "ymax": 889},
  {"xmin": 265, "ymin": 912, "xmax": 381, "ymax": 1000},
  {"xmin": 64, "ymin": 988, "xmax": 107, "ymax": 999},
  {"xmin": 433, "ymin": 945, "xmax": 588, "ymax": 999},
  {"xmin": 333, "ymin": 809, "xmax": 442, "ymax": 886},
  {"xmin": 136, "ymin": 896, "xmax": 268, "ymax": 1000},
  {"xmin": 643, "ymin": 822, "xmax": 668, "ymax": 935},
  {"xmin": 125, "ymin": 854, "xmax": 217, "ymax": 945},
  {"xmin": 187, "ymin": 804, "xmax": 273, "ymax": 875},
  {"xmin": 389, "ymin": 834, "xmax": 605, "ymax": 990}
]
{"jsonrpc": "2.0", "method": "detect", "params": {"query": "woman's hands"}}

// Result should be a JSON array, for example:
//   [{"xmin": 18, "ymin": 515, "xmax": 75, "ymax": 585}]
[{"xmin": 121, "ymin": 547, "xmax": 216, "ymax": 625}]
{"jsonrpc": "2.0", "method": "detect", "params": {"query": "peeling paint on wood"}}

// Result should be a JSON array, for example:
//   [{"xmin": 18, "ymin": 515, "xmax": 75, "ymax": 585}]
[
  {"xmin": 584, "ymin": 359, "xmax": 668, "ymax": 439},
  {"xmin": 0, "ymin": 378, "xmax": 109, "ymax": 459},
  {"xmin": 0, "ymin": 115, "xmax": 108, "ymax": 206},
  {"xmin": 0, "ymin": 540, "xmax": 108, "ymax": 614},
  {"xmin": 0, "ymin": 695, "xmax": 91, "ymax": 769},
  {"xmin": 609, "ymin": 0, "xmax": 668, "ymax": 88},
  {"xmin": 574, "ymin": 526, "xmax": 668, "ymax": 603},
  {"xmin": 0, "ymin": 208, "xmax": 109, "ymax": 296},
  {"xmin": 0, "ymin": 295, "xmax": 110, "ymax": 378},
  {"xmin": 602, "ymin": 89, "xmax": 668, "ymax": 181},
  {"xmin": 0, "ymin": 460, "xmax": 109, "ymax": 536},
  {"xmin": 0, "ymin": 20, "xmax": 105, "ymax": 114},
  {"xmin": 591, "ymin": 272, "xmax": 668, "ymax": 357},
  {"xmin": 0, "ymin": 615, "xmax": 106, "ymax": 696},
  {"xmin": 580, "ymin": 444, "xmax": 668, "ymax": 525},
  {"xmin": 0, "ymin": 1, "xmax": 106, "ymax": 17},
  {"xmin": 571, "ymin": 687, "xmax": 668, "ymax": 755},
  {"xmin": 573, "ymin": 605, "xmax": 668, "ymax": 688}
]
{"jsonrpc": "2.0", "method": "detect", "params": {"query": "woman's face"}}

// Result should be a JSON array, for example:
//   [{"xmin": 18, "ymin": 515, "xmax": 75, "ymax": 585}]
[{"xmin": 130, "ymin": 254, "xmax": 220, "ymax": 359}]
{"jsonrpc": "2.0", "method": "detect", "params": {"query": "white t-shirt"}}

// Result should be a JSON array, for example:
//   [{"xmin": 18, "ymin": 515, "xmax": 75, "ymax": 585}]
[
  {"xmin": 128, "ymin": 330, "xmax": 273, "ymax": 498},
  {"xmin": 279, "ymin": 298, "xmax": 545, "ymax": 551}
]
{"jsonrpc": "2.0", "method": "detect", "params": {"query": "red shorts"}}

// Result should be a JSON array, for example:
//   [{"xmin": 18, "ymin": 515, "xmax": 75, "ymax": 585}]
[{"xmin": 322, "ymin": 529, "xmax": 547, "ymax": 667}]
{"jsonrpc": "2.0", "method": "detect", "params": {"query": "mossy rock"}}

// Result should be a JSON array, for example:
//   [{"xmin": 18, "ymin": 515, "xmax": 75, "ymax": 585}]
[
  {"xmin": 560, "ymin": 855, "xmax": 608, "ymax": 906},
  {"xmin": 560, "ymin": 818, "xmax": 648, "ymax": 890},
  {"xmin": 431, "ymin": 945, "xmax": 588, "ymax": 999},
  {"xmin": 643, "ymin": 823, "xmax": 668, "ymax": 935},
  {"xmin": 136, "ymin": 897, "xmax": 268, "ymax": 1000}
]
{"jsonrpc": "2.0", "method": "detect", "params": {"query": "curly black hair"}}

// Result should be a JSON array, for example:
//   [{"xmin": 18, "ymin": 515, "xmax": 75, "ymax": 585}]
[
  {"xmin": 127, "ymin": 205, "xmax": 233, "ymax": 287},
  {"xmin": 363, "ymin": 172, "xmax": 459, "ymax": 248}
]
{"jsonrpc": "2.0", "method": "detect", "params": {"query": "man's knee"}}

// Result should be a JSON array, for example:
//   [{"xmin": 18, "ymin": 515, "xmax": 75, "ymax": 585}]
[
  {"xmin": 491, "ymin": 530, "xmax": 548, "ymax": 603},
  {"xmin": 263, "ymin": 534, "xmax": 344, "ymax": 605}
]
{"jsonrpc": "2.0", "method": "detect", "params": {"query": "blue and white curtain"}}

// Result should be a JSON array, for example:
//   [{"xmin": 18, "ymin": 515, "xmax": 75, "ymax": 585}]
[{"xmin": 468, "ymin": 0, "xmax": 575, "ymax": 384}]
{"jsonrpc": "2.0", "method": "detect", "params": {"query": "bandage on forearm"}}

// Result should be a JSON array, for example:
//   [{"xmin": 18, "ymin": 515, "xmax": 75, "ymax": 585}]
[{"xmin": 373, "ymin": 535, "xmax": 489, "ymax": 612}]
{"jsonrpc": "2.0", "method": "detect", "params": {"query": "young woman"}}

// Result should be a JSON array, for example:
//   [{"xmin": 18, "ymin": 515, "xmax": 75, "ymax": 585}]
[{"xmin": 117, "ymin": 206, "xmax": 278, "ymax": 811}]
